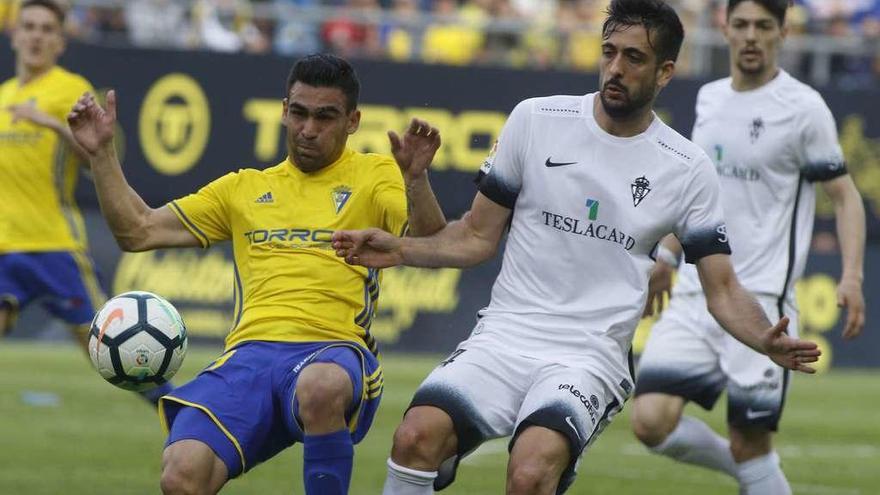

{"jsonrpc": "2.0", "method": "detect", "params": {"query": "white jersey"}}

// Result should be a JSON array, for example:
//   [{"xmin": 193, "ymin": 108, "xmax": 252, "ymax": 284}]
[
  {"xmin": 473, "ymin": 93, "xmax": 730, "ymax": 382},
  {"xmin": 675, "ymin": 70, "xmax": 847, "ymax": 300}
]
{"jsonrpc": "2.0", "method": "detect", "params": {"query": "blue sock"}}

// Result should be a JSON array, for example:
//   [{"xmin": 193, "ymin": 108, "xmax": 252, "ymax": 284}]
[
  {"xmin": 303, "ymin": 429, "xmax": 354, "ymax": 495},
  {"xmin": 139, "ymin": 382, "xmax": 175, "ymax": 407}
]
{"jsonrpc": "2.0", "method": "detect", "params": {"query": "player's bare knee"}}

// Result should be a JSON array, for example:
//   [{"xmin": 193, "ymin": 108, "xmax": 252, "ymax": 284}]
[
  {"xmin": 0, "ymin": 308, "xmax": 11, "ymax": 336},
  {"xmin": 390, "ymin": 420, "xmax": 442, "ymax": 467},
  {"xmin": 390, "ymin": 410, "xmax": 455, "ymax": 469},
  {"xmin": 631, "ymin": 395, "xmax": 682, "ymax": 447},
  {"xmin": 506, "ymin": 458, "xmax": 560, "ymax": 495},
  {"xmin": 630, "ymin": 409, "xmax": 672, "ymax": 447},
  {"xmin": 295, "ymin": 363, "xmax": 352, "ymax": 426},
  {"xmin": 161, "ymin": 442, "xmax": 219, "ymax": 495},
  {"xmin": 160, "ymin": 460, "xmax": 202, "ymax": 495}
]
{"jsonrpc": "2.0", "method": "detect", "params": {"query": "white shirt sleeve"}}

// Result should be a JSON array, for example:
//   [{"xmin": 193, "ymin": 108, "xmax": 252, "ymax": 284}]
[
  {"xmin": 798, "ymin": 96, "xmax": 847, "ymax": 183},
  {"xmin": 675, "ymin": 155, "xmax": 732, "ymax": 264},
  {"xmin": 475, "ymin": 99, "xmax": 531, "ymax": 208}
]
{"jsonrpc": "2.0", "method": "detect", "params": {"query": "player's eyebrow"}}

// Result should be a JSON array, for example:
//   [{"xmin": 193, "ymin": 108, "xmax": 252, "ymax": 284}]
[{"xmin": 288, "ymin": 102, "xmax": 343, "ymax": 115}]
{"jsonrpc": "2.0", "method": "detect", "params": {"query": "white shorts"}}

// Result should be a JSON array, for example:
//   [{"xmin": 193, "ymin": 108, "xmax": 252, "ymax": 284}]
[
  {"xmin": 635, "ymin": 293, "xmax": 798, "ymax": 430},
  {"xmin": 409, "ymin": 336, "xmax": 628, "ymax": 492}
]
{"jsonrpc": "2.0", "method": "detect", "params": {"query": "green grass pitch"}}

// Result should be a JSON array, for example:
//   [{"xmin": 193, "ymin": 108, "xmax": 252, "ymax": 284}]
[{"xmin": 0, "ymin": 342, "xmax": 876, "ymax": 494}]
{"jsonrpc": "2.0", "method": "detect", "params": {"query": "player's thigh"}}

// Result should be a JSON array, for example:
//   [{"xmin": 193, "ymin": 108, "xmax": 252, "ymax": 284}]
[
  {"xmin": 410, "ymin": 340, "xmax": 538, "ymax": 458},
  {"xmin": 512, "ymin": 364, "xmax": 626, "ymax": 493},
  {"xmin": 160, "ymin": 343, "xmax": 297, "ymax": 478},
  {"xmin": 722, "ymin": 296, "xmax": 796, "ymax": 433},
  {"xmin": 507, "ymin": 425, "xmax": 570, "ymax": 495},
  {"xmin": 635, "ymin": 294, "xmax": 726, "ymax": 410},
  {"xmin": 162, "ymin": 438, "xmax": 228, "ymax": 494},
  {"xmin": 284, "ymin": 342, "xmax": 382, "ymax": 443}
]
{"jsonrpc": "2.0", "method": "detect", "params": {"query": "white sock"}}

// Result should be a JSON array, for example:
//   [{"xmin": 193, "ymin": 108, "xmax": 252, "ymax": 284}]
[
  {"xmin": 737, "ymin": 451, "xmax": 791, "ymax": 495},
  {"xmin": 382, "ymin": 458, "xmax": 437, "ymax": 495},
  {"xmin": 651, "ymin": 415, "xmax": 738, "ymax": 478}
]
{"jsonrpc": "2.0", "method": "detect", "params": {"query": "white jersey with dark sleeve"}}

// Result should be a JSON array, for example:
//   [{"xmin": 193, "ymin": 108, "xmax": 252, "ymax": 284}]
[
  {"xmin": 674, "ymin": 70, "xmax": 848, "ymax": 301},
  {"xmin": 472, "ymin": 93, "xmax": 730, "ymax": 383}
]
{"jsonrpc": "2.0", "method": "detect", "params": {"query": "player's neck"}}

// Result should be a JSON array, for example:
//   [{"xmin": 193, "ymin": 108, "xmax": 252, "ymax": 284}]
[
  {"xmin": 731, "ymin": 66, "xmax": 780, "ymax": 92},
  {"xmin": 16, "ymin": 61, "xmax": 54, "ymax": 85},
  {"xmin": 592, "ymin": 97, "xmax": 655, "ymax": 137}
]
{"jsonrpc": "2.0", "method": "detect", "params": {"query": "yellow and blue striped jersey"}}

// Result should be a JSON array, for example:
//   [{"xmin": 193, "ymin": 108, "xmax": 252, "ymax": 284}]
[
  {"xmin": 0, "ymin": 66, "xmax": 94, "ymax": 253},
  {"xmin": 170, "ymin": 148, "xmax": 408, "ymax": 353}
]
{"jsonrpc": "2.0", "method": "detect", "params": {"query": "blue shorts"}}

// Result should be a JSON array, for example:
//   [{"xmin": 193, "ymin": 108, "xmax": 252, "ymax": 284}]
[
  {"xmin": 159, "ymin": 341, "xmax": 383, "ymax": 478},
  {"xmin": 0, "ymin": 251, "xmax": 105, "ymax": 326}
]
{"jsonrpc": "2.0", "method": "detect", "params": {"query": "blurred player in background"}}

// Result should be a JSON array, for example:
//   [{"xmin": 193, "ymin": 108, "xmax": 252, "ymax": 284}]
[
  {"xmin": 331, "ymin": 1, "xmax": 822, "ymax": 493},
  {"xmin": 631, "ymin": 1, "xmax": 866, "ymax": 494},
  {"xmin": 68, "ymin": 53, "xmax": 446, "ymax": 495},
  {"xmin": 0, "ymin": 0, "xmax": 171, "ymax": 405}
]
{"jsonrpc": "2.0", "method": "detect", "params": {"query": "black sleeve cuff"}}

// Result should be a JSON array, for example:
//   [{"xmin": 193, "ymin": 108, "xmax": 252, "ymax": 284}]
[
  {"xmin": 474, "ymin": 170, "xmax": 519, "ymax": 209},
  {"xmin": 681, "ymin": 227, "xmax": 732, "ymax": 264},
  {"xmin": 802, "ymin": 161, "xmax": 848, "ymax": 183}
]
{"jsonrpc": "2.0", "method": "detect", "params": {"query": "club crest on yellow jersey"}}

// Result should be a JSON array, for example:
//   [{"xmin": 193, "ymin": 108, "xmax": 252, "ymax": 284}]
[{"xmin": 332, "ymin": 185, "xmax": 352, "ymax": 214}]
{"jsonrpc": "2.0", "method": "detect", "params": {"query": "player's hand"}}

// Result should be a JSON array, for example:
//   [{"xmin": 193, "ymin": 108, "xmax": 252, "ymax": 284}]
[
  {"xmin": 642, "ymin": 260, "xmax": 674, "ymax": 317},
  {"xmin": 67, "ymin": 90, "xmax": 117, "ymax": 156},
  {"xmin": 760, "ymin": 317, "xmax": 821, "ymax": 373},
  {"xmin": 837, "ymin": 278, "xmax": 865, "ymax": 340},
  {"xmin": 332, "ymin": 228, "xmax": 404, "ymax": 268},
  {"xmin": 389, "ymin": 118, "xmax": 441, "ymax": 181},
  {"xmin": 8, "ymin": 101, "xmax": 61, "ymax": 130}
]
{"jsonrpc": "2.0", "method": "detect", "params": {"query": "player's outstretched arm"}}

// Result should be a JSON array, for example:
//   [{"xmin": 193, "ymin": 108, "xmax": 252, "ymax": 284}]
[
  {"xmin": 67, "ymin": 91, "xmax": 201, "ymax": 251},
  {"xmin": 822, "ymin": 175, "xmax": 866, "ymax": 340},
  {"xmin": 8, "ymin": 101, "xmax": 89, "ymax": 162},
  {"xmin": 696, "ymin": 254, "xmax": 821, "ymax": 373},
  {"xmin": 333, "ymin": 192, "xmax": 511, "ymax": 269},
  {"xmin": 391, "ymin": 118, "xmax": 447, "ymax": 236}
]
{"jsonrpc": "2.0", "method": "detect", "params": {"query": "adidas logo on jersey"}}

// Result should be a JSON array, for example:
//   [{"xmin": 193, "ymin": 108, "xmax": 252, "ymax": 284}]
[{"xmin": 255, "ymin": 192, "xmax": 274, "ymax": 204}]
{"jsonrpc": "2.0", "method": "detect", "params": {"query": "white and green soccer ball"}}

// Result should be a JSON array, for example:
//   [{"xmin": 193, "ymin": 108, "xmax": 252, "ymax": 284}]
[{"xmin": 88, "ymin": 291, "xmax": 187, "ymax": 392}]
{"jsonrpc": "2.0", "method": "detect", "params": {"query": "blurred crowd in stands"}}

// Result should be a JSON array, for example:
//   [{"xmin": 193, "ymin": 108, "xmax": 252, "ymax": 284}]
[{"xmin": 1, "ymin": 0, "xmax": 878, "ymax": 87}]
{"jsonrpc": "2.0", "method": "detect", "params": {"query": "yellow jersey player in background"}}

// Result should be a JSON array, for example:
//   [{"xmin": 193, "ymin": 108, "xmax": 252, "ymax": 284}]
[
  {"xmin": 67, "ymin": 53, "xmax": 447, "ymax": 495},
  {"xmin": 0, "ymin": 0, "xmax": 170, "ymax": 405}
]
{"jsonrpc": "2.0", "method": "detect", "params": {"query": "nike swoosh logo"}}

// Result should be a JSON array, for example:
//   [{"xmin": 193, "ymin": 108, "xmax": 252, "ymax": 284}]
[
  {"xmin": 745, "ymin": 409, "xmax": 774, "ymax": 420},
  {"xmin": 545, "ymin": 157, "xmax": 578, "ymax": 167},
  {"xmin": 564, "ymin": 416, "xmax": 581, "ymax": 440}
]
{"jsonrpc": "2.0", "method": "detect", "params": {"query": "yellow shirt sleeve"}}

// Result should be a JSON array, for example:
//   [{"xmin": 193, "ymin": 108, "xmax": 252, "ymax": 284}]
[
  {"xmin": 371, "ymin": 158, "xmax": 408, "ymax": 236},
  {"xmin": 168, "ymin": 171, "xmax": 238, "ymax": 247}
]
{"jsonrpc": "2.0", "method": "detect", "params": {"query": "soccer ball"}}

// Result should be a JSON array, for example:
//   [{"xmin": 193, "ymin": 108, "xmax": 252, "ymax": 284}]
[{"xmin": 88, "ymin": 291, "xmax": 187, "ymax": 391}]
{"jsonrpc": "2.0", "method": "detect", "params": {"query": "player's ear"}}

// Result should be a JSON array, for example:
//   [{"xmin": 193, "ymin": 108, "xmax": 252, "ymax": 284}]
[
  {"xmin": 347, "ymin": 109, "xmax": 361, "ymax": 135},
  {"xmin": 281, "ymin": 98, "xmax": 289, "ymax": 120},
  {"xmin": 656, "ymin": 60, "xmax": 675, "ymax": 90}
]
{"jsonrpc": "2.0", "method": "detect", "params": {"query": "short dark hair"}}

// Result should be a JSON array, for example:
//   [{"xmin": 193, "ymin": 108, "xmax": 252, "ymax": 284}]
[
  {"xmin": 286, "ymin": 54, "xmax": 360, "ymax": 112},
  {"xmin": 602, "ymin": 0, "xmax": 685, "ymax": 63},
  {"xmin": 727, "ymin": 0, "xmax": 791, "ymax": 27},
  {"xmin": 19, "ymin": 0, "xmax": 66, "ymax": 25}
]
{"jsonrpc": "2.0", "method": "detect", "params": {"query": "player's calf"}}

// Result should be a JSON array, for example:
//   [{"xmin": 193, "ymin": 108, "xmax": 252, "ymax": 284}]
[{"xmin": 728, "ymin": 426, "xmax": 773, "ymax": 462}]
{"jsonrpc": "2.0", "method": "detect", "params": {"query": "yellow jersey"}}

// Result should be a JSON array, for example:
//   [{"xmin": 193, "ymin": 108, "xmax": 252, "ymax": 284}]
[
  {"xmin": 0, "ymin": 66, "xmax": 94, "ymax": 253},
  {"xmin": 170, "ymin": 148, "xmax": 408, "ymax": 353}
]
